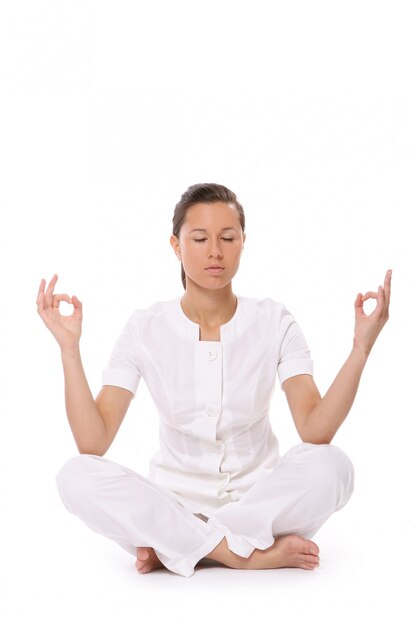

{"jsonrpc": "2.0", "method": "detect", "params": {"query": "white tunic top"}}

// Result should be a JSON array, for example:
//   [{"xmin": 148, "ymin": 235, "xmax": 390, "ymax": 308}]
[{"xmin": 102, "ymin": 294, "xmax": 314, "ymax": 517}]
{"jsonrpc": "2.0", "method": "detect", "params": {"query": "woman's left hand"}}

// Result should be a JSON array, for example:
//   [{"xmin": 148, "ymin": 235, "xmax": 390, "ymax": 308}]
[{"xmin": 353, "ymin": 269, "xmax": 392, "ymax": 356}]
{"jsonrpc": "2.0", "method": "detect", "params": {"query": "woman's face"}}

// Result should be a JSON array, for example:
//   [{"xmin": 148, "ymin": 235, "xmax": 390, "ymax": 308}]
[{"xmin": 170, "ymin": 201, "xmax": 246, "ymax": 290}]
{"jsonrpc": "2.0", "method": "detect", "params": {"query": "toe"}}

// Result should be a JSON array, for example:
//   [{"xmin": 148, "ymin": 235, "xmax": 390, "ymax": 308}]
[
  {"xmin": 136, "ymin": 561, "xmax": 149, "ymax": 573},
  {"xmin": 306, "ymin": 541, "xmax": 320, "ymax": 555},
  {"xmin": 298, "ymin": 554, "xmax": 319, "ymax": 569},
  {"xmin": 300, "ymin": 561, "xmax": 315, "ymax": 570},
  {"xmin": 137, "ymin": 547, "xmax": 150, "ymax": 559}
]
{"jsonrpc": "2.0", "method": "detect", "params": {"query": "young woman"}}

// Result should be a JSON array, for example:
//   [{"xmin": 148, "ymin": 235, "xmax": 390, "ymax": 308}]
[{"xmin": 36, "ymin": 182, "xmax": 391, "ymax": 578}]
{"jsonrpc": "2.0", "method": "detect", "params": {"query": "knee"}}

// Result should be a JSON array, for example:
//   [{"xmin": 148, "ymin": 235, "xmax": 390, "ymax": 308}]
[
  {"xmin": 302, "ymin": 443, "xmax": 355, "ymax": 509},
  {"xmin": 55, "ymin": 454, "xmax": 104, "ymax": 513}
]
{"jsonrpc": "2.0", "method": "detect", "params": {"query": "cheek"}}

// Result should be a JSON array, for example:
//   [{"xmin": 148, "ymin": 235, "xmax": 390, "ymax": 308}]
[{"xmin": 181, "ymin": 248, "xmax": 199, "ymax": 267}]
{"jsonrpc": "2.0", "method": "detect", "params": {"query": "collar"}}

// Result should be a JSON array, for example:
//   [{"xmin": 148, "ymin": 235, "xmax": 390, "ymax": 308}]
[{"xmin": 165, "ymin": 293, "xmax": 255, "ymax": 343}]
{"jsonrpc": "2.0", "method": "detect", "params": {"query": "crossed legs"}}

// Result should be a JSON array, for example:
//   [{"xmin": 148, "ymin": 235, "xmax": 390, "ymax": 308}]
[{"xmin": 57, "ymin": 443, "xmax": 354, "ymax": 577}]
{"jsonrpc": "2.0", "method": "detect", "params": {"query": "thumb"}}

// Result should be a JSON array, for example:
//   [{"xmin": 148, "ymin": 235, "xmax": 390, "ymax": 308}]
[
  {"xmin": 354, "ymin": 293, "xmax": 364, "ymax": 313},
  {"xmin": 71, "ymin": 295, "xmax": 82, "ymax": 311}
]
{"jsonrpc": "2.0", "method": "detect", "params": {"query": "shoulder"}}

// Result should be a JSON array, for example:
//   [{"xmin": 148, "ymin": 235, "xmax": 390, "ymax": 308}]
[
  {"xmin": 241, "ymin": 295, "xmax": 303, "ymax": 341},
  {"xmin": 129, "ymin": 299, "xmax": 164, "ymax": 318},
  {"xmin": 124, "ymin": 298, "xmax": 176, "ymax": 330},
  {"xmin": 244, "ymin": 295, "xmax": 294, "ymax": 320}
]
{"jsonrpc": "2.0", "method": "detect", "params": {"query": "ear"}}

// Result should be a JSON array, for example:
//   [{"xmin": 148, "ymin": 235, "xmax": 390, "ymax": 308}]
[{"xmin": 170, "ymin": 234, "xmax": 181, "ymax": 258}]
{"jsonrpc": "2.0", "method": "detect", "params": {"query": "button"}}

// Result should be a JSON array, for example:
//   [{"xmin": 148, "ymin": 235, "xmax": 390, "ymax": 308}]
[
  {"xmin": 208, "ymin": 349, "xmax": 218, "ymax": 361},
  {"xmin": 206, "ymin": 404, "xmax": 219, "ymax": 417}
]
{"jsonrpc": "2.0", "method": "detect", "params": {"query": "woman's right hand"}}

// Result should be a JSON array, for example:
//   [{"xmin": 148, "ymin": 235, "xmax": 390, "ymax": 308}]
[{"xmin": 36, "ymin": 274, "xmax": 82, "ymax": 351}]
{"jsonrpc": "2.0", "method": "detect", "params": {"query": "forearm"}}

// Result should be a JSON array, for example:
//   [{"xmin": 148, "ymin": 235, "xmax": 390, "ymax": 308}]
[
  {"xmin": 303, "ymin": 345, "xmax": 369, "ymax": 444},
  {"xmin": 61, "ymin": 346, "xmax": 108, "ymax": 454}
]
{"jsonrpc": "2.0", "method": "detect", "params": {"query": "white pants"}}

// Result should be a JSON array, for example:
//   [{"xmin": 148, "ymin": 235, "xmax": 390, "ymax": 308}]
[{"xmin": 55, "ymin": 442, "xmax": 354, "ymax": 577}]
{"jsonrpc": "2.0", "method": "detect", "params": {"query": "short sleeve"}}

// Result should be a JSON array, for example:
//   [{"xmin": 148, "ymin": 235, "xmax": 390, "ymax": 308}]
[
  {"xmin": 102, "ymin": 311, "xmax": 142, "ymax": 397},
  {"xmin": 277, "ymin": 306, "xmax": 313, "ymax": 389}
]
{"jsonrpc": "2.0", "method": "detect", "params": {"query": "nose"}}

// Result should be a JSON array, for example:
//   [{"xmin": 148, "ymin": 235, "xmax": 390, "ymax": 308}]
[{"xmin": 208, "ymin": 241, "xmax": 223, "ymax": 259}]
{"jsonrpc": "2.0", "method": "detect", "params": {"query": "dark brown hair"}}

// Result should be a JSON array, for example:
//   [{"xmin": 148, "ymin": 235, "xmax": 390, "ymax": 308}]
[{"xmin": 172, "ymin": 183, "xmax": 246, "ymax": 289}]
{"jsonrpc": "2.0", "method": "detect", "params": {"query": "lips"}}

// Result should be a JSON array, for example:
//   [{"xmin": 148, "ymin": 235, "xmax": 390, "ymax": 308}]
[{"xmin": 205, "ymin": 266, "xmax": 225, "ymax": 275}]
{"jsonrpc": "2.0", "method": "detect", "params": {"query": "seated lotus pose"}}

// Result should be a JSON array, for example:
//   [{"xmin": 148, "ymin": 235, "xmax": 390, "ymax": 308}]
[{"xmin": 36, "ymin": 182, "xmax": 391, "ymax": 577}]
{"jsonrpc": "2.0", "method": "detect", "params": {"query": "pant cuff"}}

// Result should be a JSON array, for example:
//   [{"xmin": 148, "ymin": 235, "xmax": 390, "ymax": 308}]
[
  {"xmin": 154, "ymin": 527, "xmax": 225, "ymax": 578},
  {"xmin": 206, "ymin": 515, "xmax": 275, "ymax": 558}
]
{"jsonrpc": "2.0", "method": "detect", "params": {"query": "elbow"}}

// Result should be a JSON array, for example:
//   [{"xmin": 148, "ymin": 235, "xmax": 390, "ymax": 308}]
[
  {"xmin": 301, "ymin": 432, "xmax": 333, "ymax": 445},
  {"xmin": 302, "ymin": 439, "xmax": 332, "ymax": 445},
  {"xmin": 77, "ymin": 450, "xmax": 106, "ymax": 457},
  {"xmin": 75, "ymin": 433, "xmax": 110, "ymax": 457},
  {"xmin": 76, "ymin": 444, "xmax": 107, "ymax": 456}
]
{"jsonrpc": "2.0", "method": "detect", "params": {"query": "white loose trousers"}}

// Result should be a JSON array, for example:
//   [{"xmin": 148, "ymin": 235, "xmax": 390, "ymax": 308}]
[{"xmin": 56, "ymin": 441, "xmax": 354, "ymax": 578}]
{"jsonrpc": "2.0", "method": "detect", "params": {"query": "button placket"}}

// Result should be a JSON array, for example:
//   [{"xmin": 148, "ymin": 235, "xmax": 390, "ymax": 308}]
[
  {"xmin": 205, "ymin": 343, "xmax": 221, "ymax": 419},
  {"xmin": 208, "ymin": 349, "xmax": 218, "ymax": 361},
  {"xmin": 195, "ymin": 341, "xmax": 223, "ymax": 441}
]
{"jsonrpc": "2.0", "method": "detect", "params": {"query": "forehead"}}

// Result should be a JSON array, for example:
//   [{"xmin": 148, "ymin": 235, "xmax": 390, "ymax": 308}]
[{"xmin": 184, "ymin": 201, "xmax": 239, "ymax": 225}]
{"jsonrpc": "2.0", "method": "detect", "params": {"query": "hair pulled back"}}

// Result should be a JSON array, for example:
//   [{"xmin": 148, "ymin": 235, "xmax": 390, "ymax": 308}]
[{"xmin": 172, "ymin": 182, "xmax": 245, "ymax": 289}]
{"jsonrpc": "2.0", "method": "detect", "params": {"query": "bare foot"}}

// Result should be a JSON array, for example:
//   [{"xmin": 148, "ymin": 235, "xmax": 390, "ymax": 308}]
[
  {"xmin": 135, "ymin": 535, "xmax": 320, "ymax": 574},
  {"xmin": 205, "ymin": 534, "xmax": 320, "ymax": 571},
  {"xmin": 135, "ymin": 546, "xmax": 166, "ymax": 574},
  {"xmin": 243, "ymin": 535, "xmax": 320, "ymax": 571}
]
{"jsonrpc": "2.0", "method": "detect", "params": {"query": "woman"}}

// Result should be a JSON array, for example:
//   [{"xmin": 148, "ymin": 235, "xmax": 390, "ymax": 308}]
[{"xmin": 36, "ymin": 182, "xmax": 391, "ymax": 578}]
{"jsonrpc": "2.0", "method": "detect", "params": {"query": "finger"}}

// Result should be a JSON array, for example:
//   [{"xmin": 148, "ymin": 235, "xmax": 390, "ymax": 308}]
[
  {"xmin": 354, "ymin": 293, "xmax": 364, "ymax": 312},
  {"xmin": 361, "ymin": 291, "xmax": 379, "ymax": 302},
  {"xmin": 374, "ymin": 285, "xmax": 386, "ymax": 315},
  {"xmin": 384, "ymin": 270, "xmax": 392, "ymax": 317},
  {"xmin": 45, "ymin": 274, "xmax": 58, "ymax": 308},
  {"xmin": 46, "ymin": 274, "xmax": 58, "ymax": 295},
  {"xmin": 37, "ymin": 290, "xmax": 46, "ymax": 313},
  {"xmin": 360, "ymin": 288, "xmax": 385, "ymax": 317},
  {"xmin": 52, "ymin": 294, "xmax": 72, "ymax": 309},
  {"xmin": 36, "ymin": 278, "xmax": 46, "ymax": 305},
  {"xmin": 71, "ymin": 295, "xmax": 82, "ymax": 312},
  {"xmin": 384, "ymin": 269, "xmax": 392, "ymax": 301},
  {"xmin": 369, "ymin": 285, "xmax": 385, "ymax": 315}
]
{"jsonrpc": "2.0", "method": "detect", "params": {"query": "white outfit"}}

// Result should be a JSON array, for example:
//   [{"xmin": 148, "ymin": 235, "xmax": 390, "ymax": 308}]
[
  {"xmin": 102, "ymin": 294, "xmax": 315, "ymax": 517},
  {"xmin": 55, "ymin": 295, "xmax": 355, "ymax": 577}
]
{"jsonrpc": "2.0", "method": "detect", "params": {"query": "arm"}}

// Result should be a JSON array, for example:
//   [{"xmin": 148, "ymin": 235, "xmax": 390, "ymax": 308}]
[
  {"xmin": 62, "ymin": 346, "xmax": 133, "ymax": 455},
  {"xmin": 37, "ymin": 274, "xmax": 133, "ymax": 455},
  {"xmin": 283, "ymin": 269, "xmax": 392, "ymax": 444},
  {"xmin": 283, "ymin": 348, "xmax": 367, "ymax": 444}
]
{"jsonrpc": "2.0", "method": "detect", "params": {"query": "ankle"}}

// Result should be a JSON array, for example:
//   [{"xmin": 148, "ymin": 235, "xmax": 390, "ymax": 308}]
[{"xmin": 205, "ymin": 537, "xmax": 247, "ymax": 569}]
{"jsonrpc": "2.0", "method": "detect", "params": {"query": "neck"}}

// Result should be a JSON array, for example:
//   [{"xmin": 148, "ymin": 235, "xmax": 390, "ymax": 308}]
[{"xmin": 180, "ymin": 283, "xmax": 237, "ymax": 327}]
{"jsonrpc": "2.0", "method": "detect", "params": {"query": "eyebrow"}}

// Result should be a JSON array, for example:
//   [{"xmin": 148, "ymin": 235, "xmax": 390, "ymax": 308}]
[{"xmin": 188, "ymin": 227, "xmax": 238, "ymax": 234}]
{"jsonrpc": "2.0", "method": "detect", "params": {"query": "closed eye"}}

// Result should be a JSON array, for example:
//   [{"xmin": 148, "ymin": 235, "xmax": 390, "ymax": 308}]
[{"xmin": 194, "ymin": 238, "xmax": 234, "ymax": 242}]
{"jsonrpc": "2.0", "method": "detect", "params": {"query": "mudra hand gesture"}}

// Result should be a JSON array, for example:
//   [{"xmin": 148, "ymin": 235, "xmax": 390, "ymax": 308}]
[
  {"xmin": 36, "ymin": 274, "xmax": 82, "ymax": 352},
  {"xmin": 353, "ymin": 269, "xmax": 392, "ymax": 356}
]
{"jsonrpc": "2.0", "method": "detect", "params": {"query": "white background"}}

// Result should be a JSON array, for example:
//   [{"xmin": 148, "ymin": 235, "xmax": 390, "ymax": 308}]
[{"xmin": 0, "ymin": 1, "xmax": 416, "ymax": 625}]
